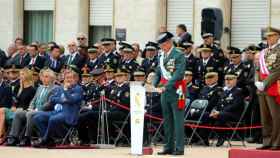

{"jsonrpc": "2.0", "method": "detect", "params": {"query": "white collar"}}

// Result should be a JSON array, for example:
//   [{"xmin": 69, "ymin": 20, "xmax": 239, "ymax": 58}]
[
  {"xmin": 165, "ymin": 46, "xmax": 174, "ymax": 57},
  {"xmin": 269, "ymin": 40, "xmax": 280, "ymax": 49},
  {"xmin": 208, "ymin": 83, "xmax": 217, "ymax": 88},
  {"xmin": 223, "ymin": 86, "xmax": 233, "ymax": 91},
  {"xmin": 203, "ymin": 57, "xmax": 210, "ymax": 64},
  {"xmin": 185, "ymin": 53, "xmax": 192, "ymax": 58},
  {"xmin": 70, "ymin": 52, "xmax": 78, "ymax": 57},
  {"xmin": 0, "ymin": 80, "xmax": 3, "ymax": 87}
]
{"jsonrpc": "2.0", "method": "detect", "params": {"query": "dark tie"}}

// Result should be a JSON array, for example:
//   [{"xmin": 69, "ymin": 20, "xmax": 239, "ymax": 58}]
[{"xmin": 20, "ymin": 56, "xmax": 23, "ymax": 65}]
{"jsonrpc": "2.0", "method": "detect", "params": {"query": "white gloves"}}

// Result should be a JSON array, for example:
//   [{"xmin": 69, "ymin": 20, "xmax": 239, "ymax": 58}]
[
  {"xmin": 255, "ymin": 81, "xmax": 264, "ymax": 91},
  {"xmin": 54, "ymin": 104, "xmax": 63, "ymax": 112}
]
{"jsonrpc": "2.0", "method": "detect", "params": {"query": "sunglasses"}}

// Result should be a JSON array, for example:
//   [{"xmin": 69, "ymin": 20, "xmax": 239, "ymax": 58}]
[{"xmin": 77, "ymin": 37, "xmax": 85, "ymax": 40}]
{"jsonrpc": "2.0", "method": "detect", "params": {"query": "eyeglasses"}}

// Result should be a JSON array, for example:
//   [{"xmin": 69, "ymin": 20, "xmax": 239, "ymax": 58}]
[
  {"xmin": 77, "ymin": 37, "xmax": 85, "ymax": 40},
  {"xmin": 68, "ymin": 44, "xmax": 75, "ymax": 47},
  {"xmin": 225, "ymin": 78, "xmax": 234, "ymax": 81}
]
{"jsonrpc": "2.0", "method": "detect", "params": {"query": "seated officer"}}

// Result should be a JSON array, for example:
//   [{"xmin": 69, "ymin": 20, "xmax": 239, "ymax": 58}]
[
  {"xmin": 195, "ymin": 45, "xmax": 219, "ymax": 87},
  {"xmin": 184, "ymin": 70, "xmax": 199, "ymax": 104},
  {"xmin": 85, "ymin": 46, "xmax": 102, "ymax": 71},
  {"xmin": 224, "ymin": 47, "xmax": 252, "ymax": 96},
  {"xmin": 186, "ymin": 71, "xmax": 223, "ymax": 146},
  {"xmin": 209, "ymin": 72, "xmax": 244, "ymax": 147},
  {"xmin": 141, "ymin": 42, "xmax": 159, "ymax": 74},
  {"xmin": 32, "ymin": 67, "xmax": 83, "ymax": 147},
  {"xmin": 78, "ymin": 68, "xmax": 130, "ymax": 145},
  {"xmin": 119, "ymin": 44, "xmax": 139, "ymax": 80}
]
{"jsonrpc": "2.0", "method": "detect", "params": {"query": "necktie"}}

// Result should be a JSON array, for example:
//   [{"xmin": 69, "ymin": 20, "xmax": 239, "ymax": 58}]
[
  {"xmin": 20, "ymin": 56, "xmax": 23, "ymax": 65},
  {"xmin": 31, "ymin": 58, "xmax": 35, "ymax": 65},
  {"xmin": 68, "ymin": 56, "xmax": 71, "ymax": 65}
]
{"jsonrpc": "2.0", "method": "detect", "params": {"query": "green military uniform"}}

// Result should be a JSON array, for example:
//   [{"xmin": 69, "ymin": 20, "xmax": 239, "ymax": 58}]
[
  {"xmin": 256, "ymin": 27, "xmax": 280, "ymax": 150},
  {"xmin": 153, "ymin": 32, "xmax": 186, "ymax": 154}
]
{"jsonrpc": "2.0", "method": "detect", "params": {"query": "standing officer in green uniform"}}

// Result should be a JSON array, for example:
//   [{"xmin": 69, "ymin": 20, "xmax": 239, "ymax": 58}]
[
  {"xmin": 153, "ymin": 32, "xmax": 186, "ymax": 155},
  {"xmin": 256, "ymin": 27, "xmax": 280, "ymax": 150}
]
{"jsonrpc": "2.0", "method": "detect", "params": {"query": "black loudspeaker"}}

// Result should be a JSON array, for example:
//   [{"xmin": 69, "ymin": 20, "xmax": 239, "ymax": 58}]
[{"xmin": 201, "ymin": 8, "xmax": 223, "ymax": 40}]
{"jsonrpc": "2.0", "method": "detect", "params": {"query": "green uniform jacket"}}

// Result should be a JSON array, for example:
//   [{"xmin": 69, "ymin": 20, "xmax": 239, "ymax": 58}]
[{"xmin": 153, "ymin": 47, "xmax": 186, "ymax": 94}]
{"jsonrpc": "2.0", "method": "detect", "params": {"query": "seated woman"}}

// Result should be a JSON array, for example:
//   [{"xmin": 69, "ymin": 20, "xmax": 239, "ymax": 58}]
[
  {"xmin": 0, "ymin": 69, "xmax": 13, "ymax": 144},
  {"xmin": 7, "ymin": 69, "xmax": 57, "ymax": 146},
  {"xmin": 1, "ymin": 68, "xmax": 36, "ymax": 144}
]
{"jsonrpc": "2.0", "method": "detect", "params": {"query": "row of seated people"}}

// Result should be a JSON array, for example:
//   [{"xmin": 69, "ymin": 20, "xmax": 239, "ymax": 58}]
[{"xmin": 0, "ymin": 64, "xmax": 245, "ymax": 148}]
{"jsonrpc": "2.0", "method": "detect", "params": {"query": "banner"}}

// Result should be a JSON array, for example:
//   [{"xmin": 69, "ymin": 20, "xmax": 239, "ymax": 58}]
[{"xmin": 130, "ymin": 82, "xmax": 146, "ymax": 155}]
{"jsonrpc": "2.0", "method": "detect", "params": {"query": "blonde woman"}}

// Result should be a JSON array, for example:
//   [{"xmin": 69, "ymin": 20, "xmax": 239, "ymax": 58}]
[
  {"xmin": 1, "ymin": 68, "xmax": 36, "ymax": 142},
  {"xmin": 7, "ymin": 69, "xmax": 57, "ymax": 146}
]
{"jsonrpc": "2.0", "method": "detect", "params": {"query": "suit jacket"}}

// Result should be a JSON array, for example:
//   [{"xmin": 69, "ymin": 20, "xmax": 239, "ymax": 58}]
[
  {"xmin": 64, "ymin": 52, "xmax": 85, "ymax": 69},
  {"xmin": 44, "ymin": 57, "xmax": 63, "ymax": 73},
  {"xmin": 28, "ymin": 55, "xmax": 46, "ymax": 69},
  {"xmin": 12, "ymin": 53, "xmax": 31, "ymax": 68},
  {"xmin": 0, "ymin": 49, "xmax": 7, "ymax": 68},
  {"xmin": 49, "ymin": 84, "xmax": 83, "ymax": 125},
  {"xmin": 153, "ymin": 47, "xmax": 186, "ymax": 94},
  {"xmin": 29, "ymin": 84, "xmax": 57, "ymax": 111},
  {"xmin": 178, "ymin": 32, "xmax": 192, "ymax": 43},
  {"xmin": 0, "ymin": 81, "xmax": 13, "ymax": 108}
]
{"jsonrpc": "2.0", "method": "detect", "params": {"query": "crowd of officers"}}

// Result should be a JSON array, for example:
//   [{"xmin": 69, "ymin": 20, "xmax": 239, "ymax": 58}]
[{"xmin": 0, "ymin": 25, "xmax": 265, "ymax": 148}]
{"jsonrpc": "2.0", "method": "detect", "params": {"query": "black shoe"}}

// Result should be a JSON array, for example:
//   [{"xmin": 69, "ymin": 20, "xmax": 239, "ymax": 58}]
[
  {"xmin": 246, "ymin": 137, "xmax": 256, "ymax": 144},
  {"xmin": 216, "ymin": 138, "xmax": 225, "ymax": 147},
  {"xmin": 172, "ymin": 151, "xmax": 184, "ymax": 155},
  {"xmin": 256, "ymin": 145, "xmax": 272, "ymax": 150},
  {"xmin": 6, "ymin": 137, "xmax": 19, "ymax": 146},
  {"xmin": 157, "ymin": 150, "xmax": 173, "ymax": 155},
  {"xmin": 32, "ymin": 139, "xmax": 55, "ymax": 148},
  {"xmin": 18, "ymin": 137, "xmax": 31, "ymax": 147}
]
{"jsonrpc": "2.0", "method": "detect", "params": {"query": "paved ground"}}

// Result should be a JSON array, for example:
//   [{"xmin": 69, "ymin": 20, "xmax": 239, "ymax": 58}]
[{"xmin": 0, "ymin": 142, "xmax": 259, "ymax": 158}]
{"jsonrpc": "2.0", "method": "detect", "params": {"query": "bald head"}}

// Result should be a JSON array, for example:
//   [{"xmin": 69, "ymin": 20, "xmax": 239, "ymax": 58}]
[{"xmin": 67, "ymin": 40, "xmax": 78, "ymax": 53}]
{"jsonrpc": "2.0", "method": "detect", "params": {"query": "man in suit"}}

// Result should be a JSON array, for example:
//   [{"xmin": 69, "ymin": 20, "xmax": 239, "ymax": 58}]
[
  {"xmin": 12, "ymin": 45, "xmax": 30, "ymax": 68},
  {"xmin": 44, "ymin": 45, "xmax": 63, "ymax": 73},
  {"xmin": 64, "ymin": 41, "xmax": 85, "ymax": 69},
  {"xmin": 153, "ymin": 32, "xmax": 186, "ymax": 155},
  {"xmin": 27, "ymin": 44, "xmax": 45, "ymax": 69},
  {"xmin": 6, "ymin": 69, "xmax": 57, "ymax": 146},
  {"xmin": 32, "ymin": 68, "xmax": 83, "ymax": 147},
  {"xmin": 256, "ymin": 27, "xmax": 280, "ymax": 150},
  {"xmin": 209, "ymin": 72, "xmax": 244, "ymax": 147},
  {"xmin": 0, "ymin": 69, "xmax": 13, "ymax": 109},
  {"xmin": 175, "ymin": 24, "xmax": 192, "ymax": 44},
  {"xmin": 6, "ymin": 65, "xmax": 20, "ymax": 102},
  {"xmin": 0, "ymin": 68, "xmax": 13, "ymax": 144}
]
